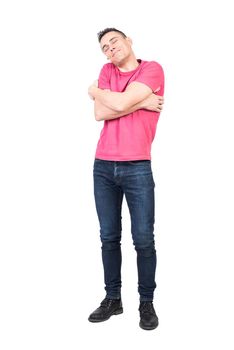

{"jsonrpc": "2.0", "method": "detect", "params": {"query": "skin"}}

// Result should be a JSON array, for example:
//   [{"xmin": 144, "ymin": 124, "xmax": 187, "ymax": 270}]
[{"xmin": 88, "ymin": 31, "xmax": 164, "ymax": 121}]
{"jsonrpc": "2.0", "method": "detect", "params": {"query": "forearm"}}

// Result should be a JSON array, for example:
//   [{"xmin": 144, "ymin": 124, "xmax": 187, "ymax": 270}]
[
  {"xmin": 95, "ymin": 98, "xmax": 148, "ymax": 121},
  {"xmin": 90, "ymin": 86, "xmax": 127, "ymax": 112}
]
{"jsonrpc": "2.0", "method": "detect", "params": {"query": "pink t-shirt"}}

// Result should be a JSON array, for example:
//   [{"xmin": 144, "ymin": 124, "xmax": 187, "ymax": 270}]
[{"xmin": 95, "ymin": 59, "xmax": 164, "ymax": 161}]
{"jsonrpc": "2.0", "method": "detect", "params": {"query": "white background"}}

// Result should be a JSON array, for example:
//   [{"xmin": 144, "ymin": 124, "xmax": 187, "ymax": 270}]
[{"xmin": 0, "ymin": 0, "xmax": 234, "ymax": 349}]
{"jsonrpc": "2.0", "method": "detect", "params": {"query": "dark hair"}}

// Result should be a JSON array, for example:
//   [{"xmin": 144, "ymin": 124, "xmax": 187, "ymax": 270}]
[{"xmin": 97, "ymin": 28, "xmax": 127, "ymax": 42}]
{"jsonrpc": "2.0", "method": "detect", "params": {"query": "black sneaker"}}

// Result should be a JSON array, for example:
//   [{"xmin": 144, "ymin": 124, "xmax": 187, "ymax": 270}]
[
  {"xmin": 139, "ymin": 301, "xmax": 159, "ymax": 330},
  {"xmin": 88, "ymin": 297, "xmax": 123, "ymax": 323}
]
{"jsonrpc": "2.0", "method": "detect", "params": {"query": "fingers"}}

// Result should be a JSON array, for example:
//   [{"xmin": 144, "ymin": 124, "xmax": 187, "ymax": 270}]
[
  {"xmin": 156, "ymin": 106, "xmax": 163, "ymax": 112},
  {"xmin": 156, "ymin": 97, "xmax": 164, "ymax": 112},
  {"xmin": 158, "ymin": 96, "xmax": 164, "ymax": 103},
  {"xmin": 153, "ymin": 94, "xmax": 164, "ymax": 103},
  {"xmin": 158, "ymin": 96, "xmax": 164, "ymax": 106}
]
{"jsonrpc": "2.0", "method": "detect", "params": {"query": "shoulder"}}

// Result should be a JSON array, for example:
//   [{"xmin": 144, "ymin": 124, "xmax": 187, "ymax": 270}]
[
  {"xmin": 100, "ymin": 62, "xmax": 115, "ymax": 72},
  {"xmin": 99, "ymin": 63, "xmax": 116, "ymax": 79},
  {"xmin": 140, "ymin": 60, "xmax": 164, "ymax": 72}
]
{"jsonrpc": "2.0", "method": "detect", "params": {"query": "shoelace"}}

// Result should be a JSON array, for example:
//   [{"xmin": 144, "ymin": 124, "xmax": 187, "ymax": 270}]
[
  {"xmin": 100, "ymin": 298, "xmax": 114, "ymax": 308},
  {"xmin": 139, "ymin": 302, "xmax": 155, "ymax": 315}
]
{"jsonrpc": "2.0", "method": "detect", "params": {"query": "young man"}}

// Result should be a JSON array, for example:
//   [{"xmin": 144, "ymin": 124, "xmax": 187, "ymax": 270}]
[{"xmin": 88, "ymin": 28, "xmax": 164, "ymax": 330}]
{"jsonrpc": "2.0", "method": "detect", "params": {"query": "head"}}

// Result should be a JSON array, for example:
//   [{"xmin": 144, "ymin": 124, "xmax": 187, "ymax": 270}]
[{"xmin": 97, "ymin": 27, "xmax": 134, "ymax": 67}]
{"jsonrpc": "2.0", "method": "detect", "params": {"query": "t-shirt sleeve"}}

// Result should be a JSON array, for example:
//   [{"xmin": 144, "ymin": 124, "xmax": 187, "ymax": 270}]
[
  {"xmin": 98, "ymin": 64, "xmax": 111, "ymax": 90},
  {"xmin": 134, "ymin": 61, "xmax": 164, "ymax": 93}
]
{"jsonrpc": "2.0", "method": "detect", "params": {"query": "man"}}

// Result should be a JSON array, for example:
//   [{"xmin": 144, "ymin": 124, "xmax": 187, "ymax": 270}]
[{"xmin": 88, "ymin": 28, "xmax": 164, "ymax": 330}]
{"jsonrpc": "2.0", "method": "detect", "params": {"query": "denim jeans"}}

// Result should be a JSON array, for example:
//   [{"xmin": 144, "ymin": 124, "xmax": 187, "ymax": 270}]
[{"xmin": 93, "ymin": 158, "xmax": 157, "ymax": 302}]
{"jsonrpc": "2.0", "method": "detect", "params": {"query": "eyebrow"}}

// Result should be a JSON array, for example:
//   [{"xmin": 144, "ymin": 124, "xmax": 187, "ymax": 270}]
[{"xmin": 102, "ymin": 36, "xmax": 119, "ymax": 51}]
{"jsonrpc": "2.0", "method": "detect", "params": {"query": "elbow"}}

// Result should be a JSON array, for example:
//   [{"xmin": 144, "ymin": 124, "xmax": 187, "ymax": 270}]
[
  {"xmin": 94, "ymin": 106, "xmax": 103, "ymax": 121},
  {"xmin": 95, "ymin": 112, "xmax": 103, "ymax": 121},
  {"xmin": 95, "ymin": 115, "xmax": 101, "ymax": 121}
]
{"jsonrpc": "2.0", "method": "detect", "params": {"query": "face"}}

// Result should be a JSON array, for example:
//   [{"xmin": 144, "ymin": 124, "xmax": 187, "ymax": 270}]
[{"xmin": 100, "ymin": 31, "xmax": 133, "ymax": 65}]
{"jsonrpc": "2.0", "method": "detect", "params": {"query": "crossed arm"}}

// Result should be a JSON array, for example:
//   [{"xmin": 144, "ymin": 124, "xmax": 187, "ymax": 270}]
[{"xmin": 88, "ymin": 80, "xmax": 164, "ymax": 121}]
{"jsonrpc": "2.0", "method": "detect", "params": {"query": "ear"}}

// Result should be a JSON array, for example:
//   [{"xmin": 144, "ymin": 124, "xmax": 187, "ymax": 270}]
[{"xmin": 126, "ymin": 37, "xmax": 133, "ymax": 46}]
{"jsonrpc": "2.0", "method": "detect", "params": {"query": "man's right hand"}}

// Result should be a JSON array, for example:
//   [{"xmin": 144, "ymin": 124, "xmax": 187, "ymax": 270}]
[{"xmin": 142, "ymin": 93, "xmax": 164, "ymax": 113}]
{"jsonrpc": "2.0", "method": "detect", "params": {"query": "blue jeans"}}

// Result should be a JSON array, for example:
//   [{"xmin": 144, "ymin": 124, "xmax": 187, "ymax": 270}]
[{"xmin": 93, "ymin": 159, "xmax": 157, "ymax": 302}]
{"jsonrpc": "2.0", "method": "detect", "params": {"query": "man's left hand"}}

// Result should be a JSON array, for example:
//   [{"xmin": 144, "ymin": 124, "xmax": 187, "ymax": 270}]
[{"xmin": 88, "ymin": 80, "xmax": 99, "ymax": 100}]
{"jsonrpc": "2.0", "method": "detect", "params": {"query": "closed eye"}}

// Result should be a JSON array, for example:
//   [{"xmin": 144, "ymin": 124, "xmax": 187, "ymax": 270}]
[{"xmin": 103, "ymin": 45, "xmax": 109, "ymax": 53}]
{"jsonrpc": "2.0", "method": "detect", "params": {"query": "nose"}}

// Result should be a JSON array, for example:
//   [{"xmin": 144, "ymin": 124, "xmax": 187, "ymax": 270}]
[{"xmin": 110, "ymin": 43, "xmax": 115, "ymax": 52}]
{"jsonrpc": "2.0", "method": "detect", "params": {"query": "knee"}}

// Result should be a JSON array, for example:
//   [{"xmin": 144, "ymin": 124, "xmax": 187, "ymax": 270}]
[
  {"xmin": 134, "ymin": 240, "xmax": 156, "ymax": 257},
  {"xmin": 100, "ymin": 228, "xmax": 121, "ymax": 247},
  {"xmin": 101, "ymin": 238, "xmax": 121, "ymax": 251}
]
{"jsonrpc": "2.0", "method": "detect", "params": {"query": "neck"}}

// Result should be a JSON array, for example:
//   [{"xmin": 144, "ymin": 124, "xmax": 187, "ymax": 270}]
[{"xmin": 117, "ymin": 55, "xmax": 140, "ymax": 72}]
